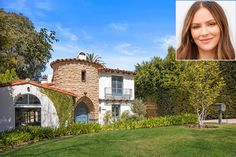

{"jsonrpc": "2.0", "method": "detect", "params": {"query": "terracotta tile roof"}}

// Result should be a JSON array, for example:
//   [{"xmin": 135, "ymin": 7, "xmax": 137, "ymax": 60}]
[
  {"xmin": 50, "ymin": 58, "xmax": 135, "ymax": 75},
  {"xmin": 98, "ymin": 67, "xmax": 136, "ymax": 75},
  {"xmin": 0, "ymin": 80, "xmax": 78, "ymax": 97},
  {"xmin": 50, "ymin": 58, "xmax": 104, "ymax": 69}
]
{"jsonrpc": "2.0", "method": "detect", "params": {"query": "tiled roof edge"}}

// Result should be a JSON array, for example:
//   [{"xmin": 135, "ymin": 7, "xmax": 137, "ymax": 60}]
[
  {"xmin": 0, "ymin": 80, "xmax": 78, "ymax": 97},
  {"xmin": 98, "ymin": 67, "xmax": 136, "ymax": 75},
  {"xmin": 50, "ymin": 58, "xmax": 104, "ymax": 68}
]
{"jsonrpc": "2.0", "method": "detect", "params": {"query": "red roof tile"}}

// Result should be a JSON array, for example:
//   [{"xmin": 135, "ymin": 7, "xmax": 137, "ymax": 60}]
[
  {"xmin": 50, "ymin": 58, "xmax": 104, "ymax": 69},
  {"xmin": 98, "ymin": 67, "xmax": 136, "ymax": 75},
  {"xmin": 50, "ymin": 58, "xmax": 135, "ymax": 75},
  {"xmin": 0, "ymin": 80, "xmax": 78, "ymax": 97}
]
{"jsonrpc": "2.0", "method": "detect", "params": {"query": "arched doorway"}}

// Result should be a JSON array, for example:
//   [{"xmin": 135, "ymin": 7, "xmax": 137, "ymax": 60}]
[{"xmin": 74, "ymin": 102, "xmax": 89, "ymax": 123}]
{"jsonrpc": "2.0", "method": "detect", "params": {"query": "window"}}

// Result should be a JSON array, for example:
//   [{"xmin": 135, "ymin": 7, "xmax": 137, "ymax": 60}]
[
  {"xmin": 81, "ymin": 70, "xmax": 86, "ymax": 82},
  {"xmin": 15, "ymin": 94, "xmax": 41, "ymax": 127},
  {"xmin": 112, "ymin": 76, "xmax": 123, "ymax": 95},
  {"xmin": 112, "ymin": 104, "xmax": 120, "ymax": 119},
  {"xmin": 15, "ymin": 108, "xmax": 41, "ymax": 127},
  {"xmin": 16, "ymin": 94, "xmax": 40, "ymax": 105}
]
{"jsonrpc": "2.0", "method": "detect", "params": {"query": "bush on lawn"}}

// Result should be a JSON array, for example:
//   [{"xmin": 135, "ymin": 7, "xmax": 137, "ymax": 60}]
[
  {"xmin": 0, "ymin": 114, "xmax": 196, "ymax": 150},
  {"xmin": 0, "ymin": 123, "xmax": 102, "ymax": 149},
  {"xmin": 104, "ymin": 114, "xmax": 197, "ymax": 130}
]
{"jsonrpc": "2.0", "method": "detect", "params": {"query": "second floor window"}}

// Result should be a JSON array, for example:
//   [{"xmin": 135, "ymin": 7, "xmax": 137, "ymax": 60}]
[
  {"xmin": 112, "ymin": 76, "xmax": 123, "ymax": 95},
  {"xmin": 81, "ymin": 70, "xmax": 86, "ymax": 82}
]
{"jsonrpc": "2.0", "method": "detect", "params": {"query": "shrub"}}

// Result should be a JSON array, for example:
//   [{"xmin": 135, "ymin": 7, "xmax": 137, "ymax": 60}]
[
  {"xmin": 105, "ymin": 114, "xmax": 197, "ymax": 131},
  {"xmin": 0, "ymin": 122, "xmax": 102, "ymax": 149},
  {"xmin": 120, "ymin": 110, "xmax": 131, "ymax": 121},
  {"xmin": 131, "ymin": 99, "xmax": 147, "ymax": 120},
  {"xmin": 2, "ymin": 132, "xmax": 31, "ymax": 147},
  {"xmin": 89, "ymin": 122, "xmax": 102, "ymax": 133},
  {"xmin": 103, "ymin": 111, "xmax": 112, "ymax": 125}
]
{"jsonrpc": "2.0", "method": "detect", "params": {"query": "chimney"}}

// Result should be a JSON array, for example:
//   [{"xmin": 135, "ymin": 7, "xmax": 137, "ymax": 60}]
[{"xmin": 78, "ymin": 51, "xmax": 86, "ymax": 60}]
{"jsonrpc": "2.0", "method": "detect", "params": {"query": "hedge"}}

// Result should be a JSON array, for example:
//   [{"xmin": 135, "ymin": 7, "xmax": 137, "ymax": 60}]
[{"xmin": 0, "ymin": 114, "xmax": 197, "ymax": 151}]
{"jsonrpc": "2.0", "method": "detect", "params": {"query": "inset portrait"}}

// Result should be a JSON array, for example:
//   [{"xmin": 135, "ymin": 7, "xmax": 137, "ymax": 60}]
[{"xmin": 176, "ymin": 1, "xmax": 236, "ymax": 60}]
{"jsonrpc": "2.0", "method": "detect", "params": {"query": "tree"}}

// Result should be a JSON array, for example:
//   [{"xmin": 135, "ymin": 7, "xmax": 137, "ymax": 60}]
[
  {"xmin": 131, "ymin": 99, "xmax": 147, "ymax": 119},
  {"xmin": 0, "ymin": 69, "xmax": 18, "ymax": 83},
  {"xmin": 180, "ymin": 62, "xmax": 225, "ymax": 127},
  {"xmin": 103, "ymin": 111, "xmax": 112, "ymax": 125},
  {"xmin": 135, "ymin": 56, "xmax": 163, "ymax": 99},
  {"xmin": 135, "ymin": 47, "xmax": 193, "ymax": 116},
  {"xmin": 157, "ymin": 47, "xmax": 192, "ymax": 115},
  {"xmin": 0, "ymin": 9, "xmax": 58, "ymax": 80},
  {"xmin": 85, "ymin": 53, "xmax": 105, "ymax": 66}
]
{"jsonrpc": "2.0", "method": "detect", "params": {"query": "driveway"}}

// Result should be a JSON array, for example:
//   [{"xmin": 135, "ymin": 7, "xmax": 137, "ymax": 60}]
[{"xmin": 204, "ymin": 119, "xmax": 236, "ymax": 124}]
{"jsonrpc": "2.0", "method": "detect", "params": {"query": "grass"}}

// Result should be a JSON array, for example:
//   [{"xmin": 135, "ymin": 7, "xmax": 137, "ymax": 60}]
[{"xmin": 0, "ymin": 124, "xmax": 236, "ymax": 157}]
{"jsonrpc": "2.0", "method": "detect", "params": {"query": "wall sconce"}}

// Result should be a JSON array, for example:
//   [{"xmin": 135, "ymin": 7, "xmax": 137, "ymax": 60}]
[{"xmin": 27, "ymin": 87, "xmax": 30, "ymax": 92}]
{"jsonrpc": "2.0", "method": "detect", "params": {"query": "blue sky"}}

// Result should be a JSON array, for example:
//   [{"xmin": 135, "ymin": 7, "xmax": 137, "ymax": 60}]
[{"xmin": 1, "ymin": 0, "xmax": 176, "ymax": 75}]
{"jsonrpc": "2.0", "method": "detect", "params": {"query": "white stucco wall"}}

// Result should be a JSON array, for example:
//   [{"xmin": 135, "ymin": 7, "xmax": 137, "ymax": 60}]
[
  {"xmin": 99, "ymin": 73, "xmax": 135, "ymax": 100},
  {"xmin": 98, "ymin": 102, "xmax": 132, "ymax": 124},
  {"xmin": 0, "ymin": 84, "xmax": 59, "ymax": 132},
  {"xmin": 98, "ymin": 73, "xmax": 134, "ymax": 124}
]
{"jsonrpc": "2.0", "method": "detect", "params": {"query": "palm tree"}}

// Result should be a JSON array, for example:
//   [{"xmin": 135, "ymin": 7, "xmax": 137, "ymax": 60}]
[{"xmin": 86, "ymin": 53, "xmax": 105, "ymax": 66}]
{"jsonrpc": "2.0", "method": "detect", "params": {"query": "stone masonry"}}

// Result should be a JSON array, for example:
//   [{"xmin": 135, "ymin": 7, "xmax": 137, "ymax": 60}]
[{"xmin": 51, "ymin": 59, "xmax": 103, "ymax": 121}]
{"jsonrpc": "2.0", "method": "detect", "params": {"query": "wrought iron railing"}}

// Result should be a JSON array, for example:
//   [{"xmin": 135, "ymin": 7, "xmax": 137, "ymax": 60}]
[{"xmin": 104, "ymin": 87, "xmax": 132, "ymax": 100}]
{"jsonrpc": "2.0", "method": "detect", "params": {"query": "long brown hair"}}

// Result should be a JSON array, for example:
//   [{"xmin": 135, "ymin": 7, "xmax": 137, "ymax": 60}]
[{"xmin": 177, "ymin": 1, "xmax": 235, "ymax": 60}]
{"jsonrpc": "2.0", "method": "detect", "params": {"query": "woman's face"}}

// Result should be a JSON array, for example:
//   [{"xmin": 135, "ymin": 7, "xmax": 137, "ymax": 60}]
[{"xmin": 191, "ymin": 7, "xmax": 220, "ymax": 54}]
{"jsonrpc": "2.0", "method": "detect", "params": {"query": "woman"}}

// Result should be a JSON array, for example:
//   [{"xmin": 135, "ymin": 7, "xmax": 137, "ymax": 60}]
[{"xmin": 177, "ymin": 1, "xmax": 235, "ymax": 60}]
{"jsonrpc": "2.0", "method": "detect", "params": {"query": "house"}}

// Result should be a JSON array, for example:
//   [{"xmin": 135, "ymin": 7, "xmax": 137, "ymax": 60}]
[
  {"xmin": 0, "ymin": 52, "xmax": 135, "ymax": 131},
  {"xmin": 0, "ymin": 80, "xmax": 77, "ymax": 131}
]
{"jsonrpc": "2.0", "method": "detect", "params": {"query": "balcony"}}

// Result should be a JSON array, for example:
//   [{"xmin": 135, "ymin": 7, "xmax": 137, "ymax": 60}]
[{"xmin": 104, "ymin": 87, "xmax": 132, "ymax": 100}]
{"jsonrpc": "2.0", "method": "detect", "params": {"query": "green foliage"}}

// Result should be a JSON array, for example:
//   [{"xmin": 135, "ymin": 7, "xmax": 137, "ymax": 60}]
[
  {"xmin": 0, "ymin": 123, "xmax": 102, "ymax": 149},
  {"xmin": 180, "ymin": 62, "xmax": 225, "ymax": 126},
  {"xmin": 104, "ymin": 114, "xmax": 197, "ymax": 131},
  {"xmin": 131, "ymin": 99, "xmax": 147, "ymax": 119},
  {"xmin": 2, "ymin": 132, "xmax": 31, "ymax": 146},
  {"xmin": 135, "ymin": 47, "xmax": 236, "ymax": 121},
  {"xmin": 41, "ymin": 89, "xmax": 74, "ymax": 127},
  {"xmin": 103, "ymin": 111, "xmax": 112, "ymax": 125},
  {"xmin": 0, "ymin": 9, "xmax": 58, "ymax": 80},
  {"xmin": 216, "ymin": 61, "xmax": 236, "ymax": 118},
  {"xmin": 120, "ymin": 110, "xmax": 131, "ymax": 121},
  {"xmin": 83, "ymin": 53, "xmax": 105, "ymax": 66},
  {"xmin": 1, "ymin": 125, "xmax": 236, "ymax": 157},
  {"xmin": 135, "ymin": 56, "xmax": 163, "ymax": 99},
  {"xmin": 0, "ymin": 114, "xmax": 195, "ymax": 150},
  {"xmin": 0, "ymin": 69, "xmax": 18, "ymax": 83},
  {"xmin": 135, "ymin": 47, "xmax": 192, "ymax": 116}
]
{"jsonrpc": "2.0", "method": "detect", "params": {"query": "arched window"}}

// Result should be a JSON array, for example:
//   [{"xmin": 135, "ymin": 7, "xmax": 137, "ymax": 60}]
[
  {"xmin": 15, "ymin": 94, "xmax": 41, "ymax": 127},
  {"xmin": 16, "ymin": 94, "xmax": 41, "ymax": 105}
]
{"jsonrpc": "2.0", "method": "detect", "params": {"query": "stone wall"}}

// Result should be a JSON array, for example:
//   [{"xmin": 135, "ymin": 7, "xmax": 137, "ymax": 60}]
[{"xmin": 51, "ymin": 60, "xmax": 99, "ymax": 120}]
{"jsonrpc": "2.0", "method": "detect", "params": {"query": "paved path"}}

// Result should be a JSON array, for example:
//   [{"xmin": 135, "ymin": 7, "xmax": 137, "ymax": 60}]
[{"xmin": 204, "ymin": 119, "xmax": 236, "ymax": 124}]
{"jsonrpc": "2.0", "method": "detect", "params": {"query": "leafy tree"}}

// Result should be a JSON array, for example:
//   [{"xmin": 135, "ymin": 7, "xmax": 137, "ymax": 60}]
[
  {"xmin": 85, "ymin": 53, "xmax": 105, "ymax": 66},
  {"xmin": 135, "ymin": 47, "xmax": 193, "ymax": 116},
  {"xmin": 103, "ymin": 111, "xmax": 112, "ymax": 125},
  {"xmin": 131, "ymin": 99, "xmax": 147, "ymax": 119},
  {"xmin": 135, "ymin": 56, "xmax": 163, "ymax": 99},
  {"xmin": 0, "ymin": 69, "xmax": 18, "ymax": 83},
  {"xmin": 156, "ymin": 47, "xmax": 192, "ymax": 115},
  {"xmin": 0, "ymin": 9, "xmax": 58, "ymax": 80},
  {"xmin": 180, "ymin": 62, "xmax": 225, "ymax": 127},
  {"xmin": 135, "ymin": 47, "xmax": 235, "ymax": 122}
]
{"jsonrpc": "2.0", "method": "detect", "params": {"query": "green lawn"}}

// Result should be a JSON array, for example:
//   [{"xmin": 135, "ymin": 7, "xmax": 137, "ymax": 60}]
[{"xmin": 1, "ymin": 124, "xmax": 236, "ymax": 157}]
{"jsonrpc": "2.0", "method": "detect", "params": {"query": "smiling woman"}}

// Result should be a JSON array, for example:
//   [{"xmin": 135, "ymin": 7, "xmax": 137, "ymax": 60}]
[{"xmin": 176, "ymin": 1, "xmax": 236, "ymax": 60}]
